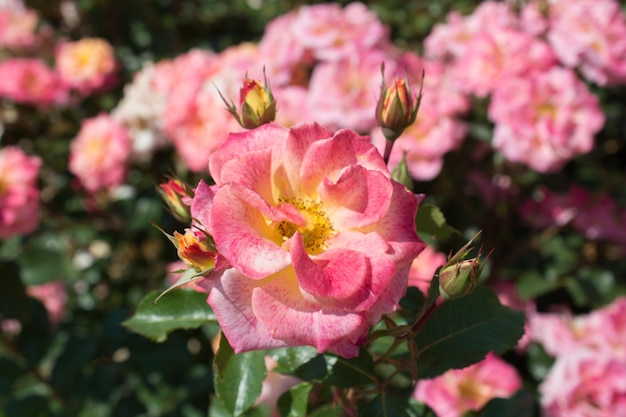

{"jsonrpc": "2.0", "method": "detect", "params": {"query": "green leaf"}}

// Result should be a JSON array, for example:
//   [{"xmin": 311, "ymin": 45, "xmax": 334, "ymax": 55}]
[
  {"xmin": 308, "ymin": 404, "xmax": 343, "ymax": 417},
  {"xmin": 273, "ymin": 346, "xmax": 320, "ymax": 375},
  {"xmin": 415, "ymin": 286, "xmax": 524, "ymax": 379},
  {"xmin": 122, "ymin": 289, "xmax": 216, "ymax": 342},
  {"xmin": 214, "ymin": 336, "xmax": 267, "ymax": 417},
  {"xmin": 516, "ymin": 270, "xmax": 561, "ymax": 300},
  {"xmin": 325, "ymin": 350, "xmax": 376, "ymax": 388},
  {"xmin": 415, "ymin": 204, "xmax": 458, "ymax": 240},
  {"xmin": 154, "ymin": 267, "xmax": 206, "ymax": 303},
  {"xmin": 17, "ymin": 248, "xmax": 66, "ymax": 286},
  {"xmin": 277, "ymin": 382, "xmax": 313, "ymax": 417}
]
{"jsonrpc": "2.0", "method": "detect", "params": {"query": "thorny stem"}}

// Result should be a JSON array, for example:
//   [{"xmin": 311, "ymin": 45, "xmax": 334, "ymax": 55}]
[{"xmin": 375, "ymin": 295, "xmax": 446, "ymax": 364}]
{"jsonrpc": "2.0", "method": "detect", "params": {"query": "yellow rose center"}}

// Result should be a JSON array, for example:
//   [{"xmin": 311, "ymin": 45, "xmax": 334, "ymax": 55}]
[
  {"xmin": 277, "ymin": 198, "xmax": 334, "ymax": 254},
  {"xmin": 458, "ymin": 378, "xmax": 485, "ymax": 403}
]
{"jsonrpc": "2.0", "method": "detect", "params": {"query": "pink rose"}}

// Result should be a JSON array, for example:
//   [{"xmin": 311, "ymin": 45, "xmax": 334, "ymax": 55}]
[
  {"xmin": 69, "ymin": 114, "xmax": 131, "ymax": 193},
  {"xmin": 291, "ymin": 2, "xmax": 390, "ymax": 62},
  {"xmin": 414, "ymin": 353, "xmax": 522, "ymax": 417},
  {"xmin": 26, "ymin": 280, "xmax": 68, "ymax": 327},
  {"xmin": 489, "ymin": 67, "xmax": 604, "ymax": 172},
  {"xmin": 0, "ymin": 3, "xmax": 41, "ymax": 51},
  {"xmin": 453, "ymin": 27, "xmax": 556, "ymax": 97},
  {"xmin": 0, "ymin": 146, "xmax": 41, "ymax": 239},
  {"xmin": 407, "ymin": 245, "xmax": 447, "ymax": 294},
  {"xmin": 307, "ymin": 48, "xmax": 397, "ymax": 133},
  {"xmin": 540, "ymin": 350, "xmax": 626, "ymax": 417},
  {"xmin": 190, "ymin": 122, "xmax": 424, "ymax": 357},
  {"xmin": 0, "ymin": 58, "xmax": 69, "ymax": 106},
  {"xmin": 546, "ymin": 0, "xmax": 626, "ymax": 86},
  {"xmin": 55, "ymin": 37, "xmax": 118, "ymax": 94}
]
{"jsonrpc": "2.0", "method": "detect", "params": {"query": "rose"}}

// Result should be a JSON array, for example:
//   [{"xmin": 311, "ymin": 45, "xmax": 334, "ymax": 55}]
[{"xmin": 191, "ymin": 122, "xmax": 424, "ymax": 357}]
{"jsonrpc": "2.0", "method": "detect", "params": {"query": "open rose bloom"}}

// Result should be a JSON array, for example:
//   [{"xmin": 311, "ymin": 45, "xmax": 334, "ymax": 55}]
[{"xmin": 189, "ymin": 122, "xmax": 424, "ymax": 358}]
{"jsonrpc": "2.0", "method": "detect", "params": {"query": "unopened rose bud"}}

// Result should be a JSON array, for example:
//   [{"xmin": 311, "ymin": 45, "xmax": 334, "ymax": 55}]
[
  {"xmin": 157, "ymin": 178, "xmax": 193, "ymax": 223},
  {"xmin": 219, "ymin": 70, "xmax": 277, "ymax": 129},
  {"xmin": 438, "ymin": 258, "xmax": 483, "ymax": 300},
  {"xmin": 174, "ymin": 229, "xmax": 217, "ymax": 273},
  {"xmin": 375, "ymin": 64, "xmax": 422, "ymax": 142}
]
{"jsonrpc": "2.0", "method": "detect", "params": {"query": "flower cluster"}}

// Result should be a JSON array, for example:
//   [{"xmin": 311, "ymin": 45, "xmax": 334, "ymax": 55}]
[
  {"xmin": 424, "ymin": 0, "xmax": 607, "ymax": 172},
  {"xmin": 0, "ymin": 146, "xmax": 41, "ymax": 239},
  {"xmin": 528, "ymin": 297, "xmax": 626, "ymax": 416},
  {"xmin": 0, "ymin": 0, "xmax": 118, "ymax": 107}
]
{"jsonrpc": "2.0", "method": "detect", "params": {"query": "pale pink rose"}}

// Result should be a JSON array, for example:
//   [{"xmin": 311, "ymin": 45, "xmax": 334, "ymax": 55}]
[
  {"xmin": 407, "ymin": 245, "xmax": 446, "ymax": 294},
  {"xmin": 55, "ymin": 37, "xmax": 118, "ymax": 94},
  {"xmin": 69, "ymin": 114, "xmax": 131, "ymax": 193},
  {"xmin": 258, "ymin": 12, "xmax": 310, "ymax": 87},
  {"xmin": 307, "ymin": 48, "xmax": 396, "ymax": 133},
  {"xmin": 414, "ymin": 353, "xmax": 522, "ymax": 417},
  {"xmin": 0, "ymin": 58, "xmax": 69, "ymax": 106},
  {"xmin": 151, "ymin": 49, "xmax": 218, "ymax": 99},
  {"xmin": 0, "ymin": 3, "xmax": 40, "ymax": 50},
  {"xmin": 26, "ymin": 280, "xmax": 67, "ymax": 327},
  {"xmin": 256, "ymin": 356, "xmax": 301, "ymax": 415},
  {"xmin": 530, "ymin": 311, "xmax": 597, "ymax": 357},
  {"xmin": 161, "ymin": 45, "xmax": 260, "ymax": 172},
  {"xmin": 489, "ymin": 67, "xmax": 605, "ymax": 172},
  {"xmin": 190, "ymin": 122, "xmax": 424, "ymax": 357},
  {"xmin": 291, "ymin": 2, "xmax": 390, "ymax": 62},
  {"xmin": 520, "ymin": 0, "xmax": 549, "ymax": 36},
  {"xmin": 540, "ymin": 350, "xmax": 626, "ymax": 417},
  {"xmin": 424, "ymin": 1, "xmax": 518, "ymax": 60},
  {"xmin": 546, "ymin": 0, "xmax": 626, "ymax": 86},
  {"xmin": 453, "ymin": 27, "xmax": 556, "ymax": 97},
  {"xmin": 0, "ymin": 146, "xmax": 41, "ymax": 239},
  {"xmin": 273, "ymin": 86, "xmax": 312, "ymax": 128},
  {"xmin": 529, "ymin": 297, "xmax": 626, "ymax": 358},
  {"xmin": 111, "ymin": 62, "xmax": 168, "ymax": 161}
]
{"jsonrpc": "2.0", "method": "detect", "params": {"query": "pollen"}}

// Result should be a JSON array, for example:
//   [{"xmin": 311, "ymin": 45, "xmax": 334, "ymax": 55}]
[{"xmin": 277, "ymin": 197, "xmax": 334, "ymax": 254}]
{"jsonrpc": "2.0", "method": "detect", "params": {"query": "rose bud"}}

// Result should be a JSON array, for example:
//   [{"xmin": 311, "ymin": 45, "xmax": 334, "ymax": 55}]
[
  {"xmin": 157, "ymin": 178, "xmax": 194, "ymax": 223},
  {"xmin": 219, "ymin": 71, "xmax": 277, "ymax": 129},
  {"xmin": 438, "ymin": 257, "xmax": 483, "ymax": 300},
  {"xmin": 375, "ymin": 64, "xmax": 422, "ymax": 142},
  {"xmin": 174, "ymin": 229, "xmax": 217, "ymax": 274}
]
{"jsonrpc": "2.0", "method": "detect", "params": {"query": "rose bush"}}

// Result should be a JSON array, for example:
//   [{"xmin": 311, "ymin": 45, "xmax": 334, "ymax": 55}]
[{"xmin": 190, "ymin": 122, "xmax": 424, "ymax": 357}]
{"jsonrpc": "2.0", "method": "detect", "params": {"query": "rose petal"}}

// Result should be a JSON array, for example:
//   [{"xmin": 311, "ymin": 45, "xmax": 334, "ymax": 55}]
[
  {"xmin": 211, "ymin": 185, "xmax": 290, "ymax": 278},
  {"xmin": 251, "ymin": 271, "xmax": 368, "ymax": 357},
  {"xmin": 321, "ymin": 166, "xmax": 392, "ymax": 229},
  {"xmin": 208, "ymin": 269, "xmax": 289, "ymax": 352},
  {"xmin": 291, "ymin": 232, "xmax": 369, "ymax": 299},
  {"xmin": 209, "ymin": 123, "xmax": 288, "ymax": 185}
]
